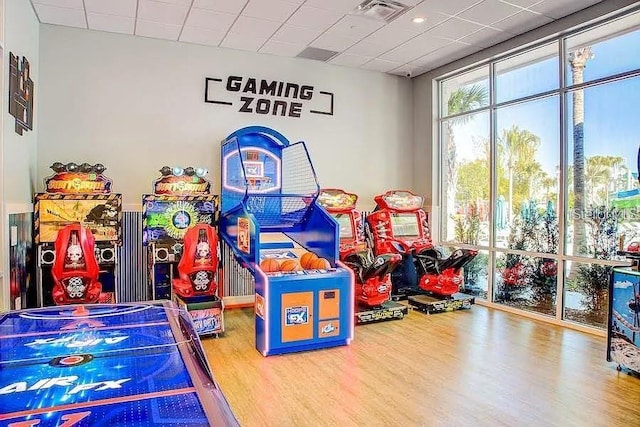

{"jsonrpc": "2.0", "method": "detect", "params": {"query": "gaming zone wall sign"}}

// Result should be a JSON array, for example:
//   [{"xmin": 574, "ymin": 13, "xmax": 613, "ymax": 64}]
[{"xmin": 205, "ymin": 75, "xmax": 334, "ymax": 118}]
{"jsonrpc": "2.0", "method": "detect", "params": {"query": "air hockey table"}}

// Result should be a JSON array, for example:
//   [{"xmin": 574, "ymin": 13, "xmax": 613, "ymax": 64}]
[{"xmin": 0, "ymin": 301, "xmax": 239, "ymax": 426}]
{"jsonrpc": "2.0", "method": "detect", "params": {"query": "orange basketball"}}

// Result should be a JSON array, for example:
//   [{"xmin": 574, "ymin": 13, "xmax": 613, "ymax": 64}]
[
  {"xmin": 300, "ymin": 251, "xmax": 319, "ymax": 269},
  {"xmin": 311, "ymin": 257, "xmax": 331, "ymax": 270},
  {"xmin": 260, "ymin": 258, "xmax": 280, "ymax": 272},
  {"xmin": 280, "ymin": 259, "xmax": 301, "ymax": 271}
]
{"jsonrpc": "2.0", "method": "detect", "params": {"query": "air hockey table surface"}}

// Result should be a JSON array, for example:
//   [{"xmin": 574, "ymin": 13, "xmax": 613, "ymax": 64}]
[{"xmin": 0, "ymin": 301, "xmax": 239, "ymax": 426}]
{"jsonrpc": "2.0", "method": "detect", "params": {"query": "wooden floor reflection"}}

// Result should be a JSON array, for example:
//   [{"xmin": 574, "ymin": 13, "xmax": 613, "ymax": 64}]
[{"xmin": 202, "ymin": 305, "xmax": 640, "ymax": 427}]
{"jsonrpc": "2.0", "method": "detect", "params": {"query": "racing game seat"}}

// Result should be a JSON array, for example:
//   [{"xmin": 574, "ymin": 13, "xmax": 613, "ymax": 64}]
[{"xmin": 172, "ymin": 224, "xmax": 219, "ymax": 299}]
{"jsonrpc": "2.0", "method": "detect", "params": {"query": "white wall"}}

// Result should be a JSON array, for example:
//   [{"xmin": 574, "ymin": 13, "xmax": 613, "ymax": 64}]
[
  {"xmin": 38, "ymin": 25, "xmax": 413, "ymax": 212},
  {"xmin": 412, "ymin": 0, "xmax": 640, "ymax": 237}
]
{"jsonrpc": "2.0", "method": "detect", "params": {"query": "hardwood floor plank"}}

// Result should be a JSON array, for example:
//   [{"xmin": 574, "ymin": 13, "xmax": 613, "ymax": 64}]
[{"xmin": 202, "ymin": 306, "xmax": 640, "ymax": 426}]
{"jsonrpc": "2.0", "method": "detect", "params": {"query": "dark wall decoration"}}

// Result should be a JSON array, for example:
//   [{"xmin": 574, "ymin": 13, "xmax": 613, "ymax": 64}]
[
  {"xmin": 205, "ymin": 75, "xmax": 334, "ymax": 118},
  {"xmin": 9, "ymin": 52, "xmax": 34, "ymax": 135}
]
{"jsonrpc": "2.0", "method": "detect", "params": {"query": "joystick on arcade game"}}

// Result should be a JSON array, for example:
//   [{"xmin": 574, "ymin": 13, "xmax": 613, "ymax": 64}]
[
  {"xmin": 318, "ymin": 189, "xmax": 407, "ymax": 324},
  {"xmin": 172, "ymin": 224, "xmax": 224, "ymax": 337},
  {"xmin": 367, "ymin": 190, "xmax": 478, "ymax": 314},
  {"xmin": 51, "ymin": 224, "xmax": 101, "ymax": 305}
]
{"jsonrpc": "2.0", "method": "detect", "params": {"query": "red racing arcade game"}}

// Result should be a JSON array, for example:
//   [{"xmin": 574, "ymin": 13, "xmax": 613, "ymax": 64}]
[
  {"xmin": 317, "ymin": 189, "xmax": 407, "ymax": 323},
  {"xmin": 172, "ymin": 224, "xmax": 224, "ymax": 337},
  {"xmin": 367, "ymin": 190, "xmax": 478, "ymax": 314},
  {"xmin": 51, "ymin": 224, "xmax": 101, "ymax": 305}
]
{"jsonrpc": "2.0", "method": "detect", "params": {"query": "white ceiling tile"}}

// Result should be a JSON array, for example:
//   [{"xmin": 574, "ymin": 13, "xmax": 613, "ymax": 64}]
[
  {"xmin": 329, "ymin": 53, "xmax": 373, "ymax": 67},
  {"xmin": 529, "ymin": 0, "xmax": 601, "ymax": 20},
  {"xmin": 32, "ymin": 0, "xmax": 83, "ymax": 9},
  {"xmin": 414, "ymin": 0, "xmax": 484, "ymax": 17},
  {"xmin": 220, "ymin": 32, "xmax": 267, "ymax": 51},
  {"xmin": 87, "ymin": 13, "xmax": 134, "ymax": 34},
  {"xmin": 230, "ymin": 16, "xmax": 281, "ymax": 38},
  {"xmin": 304, "ymin": 0, "xmax": 362, "ymax": 13},
  {"xmin": 387, "ymin": 8, "xmax": 448, "ymax": 31},
  {"xmin": 242, "ymin": 0, "xmax": 300, "ymax": 23},
  {"xmin": 381, "ymin": 32, "xmax": 453, "ymax": 62},
  {"xmin": 186, "ymin": 8, "xmax": 236, "ymax": 32},
  {"xmin": 259, "ymin": 39, "xmax": 305, "ymax": 57},
  {"xmin": 138, "ymin": 0, "xmax": 189, "ymax": 25},
  {"xmin": 35, "ymin": 4, "xmax": 86, "ymax": 28},
  {"xmin": 409, "ymin": 42, "xmax": 467, "ymax": 66},
  {"xmin": 459, "ymin": 0, "xmax": 522, "ymax": 25},
  {"xmin": 151, "ymin": 0, "xmax": 192, "ymax": 5},
  {"xmin": 425, "ymin": 16, "xmax": 484, "ymax": 39},
  {"xmin": 499, "ymin": 0, "xmax": 539, "ymax": 7},
  {"xmin": 192, "ymin": 0, "xmax": 248, "ymax": 14},
  {"xmin": 310, "ymin": 32, "xmax": 359, "ymax": 52},
  {"xmin": 360, "ymin": 58, "xmax": 403, "ymax": 73},
  {"xmin": 84, "ymin": 0, "xmax": 137, "ymax": 17},
  {"xmin": 327, "ymin": 15, "xmax": 384, "ymax": 38},
  {"xmin": 492, "ymin": 9, "xmax": 553, "ymax": 33},
  {"xmin": 135, "ymin": 19, "xmax": 182, "ymax": 39},
  {"xmin": 286, "ymin": 6, "xmax": 343, "ymax": 30},
  {"xmin": 458, "ymin": 27, "xmax": 512, "ymax": 47},
  {"xmin": 346, "ymin": 40, "xmax": 393, "ymax": 57},
  {"xmin": 271, "ymin": 24, "xmax": 324, "ymax": 45},
  {"xmin": 180, "ymin": 26, "xmax": 226, "ymax": 46}
]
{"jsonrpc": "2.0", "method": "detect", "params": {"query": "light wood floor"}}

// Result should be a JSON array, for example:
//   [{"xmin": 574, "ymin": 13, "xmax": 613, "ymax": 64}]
[{"xmin": 202, "ymin": 305, "xmax": 640, "ymax": 427}]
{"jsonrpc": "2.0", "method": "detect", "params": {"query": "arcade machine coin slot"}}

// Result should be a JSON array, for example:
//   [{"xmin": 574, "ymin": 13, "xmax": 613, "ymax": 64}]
[
  {"xmin": 219, "ymin": 126, "xmax": 354, "ymax": 356},
  {"xmin": 317, "ymin": 188, "xmax": 408, "ymax": 324},
  {"xmin": 367, "ymin": 190, "xmax": 478, "ymax": 314},
  {"xmin": 34, "ymin": 162, "xmax": 122, "ymax": 307}
]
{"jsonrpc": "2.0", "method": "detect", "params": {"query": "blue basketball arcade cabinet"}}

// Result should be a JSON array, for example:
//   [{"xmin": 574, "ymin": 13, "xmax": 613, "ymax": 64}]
[{"xmin": 219, "ymin": 126, "xmax": 354, "ymax": 356}]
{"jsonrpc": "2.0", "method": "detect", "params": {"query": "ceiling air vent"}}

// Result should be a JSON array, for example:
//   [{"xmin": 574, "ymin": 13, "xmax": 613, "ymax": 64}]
[
  {"xmin": 353, "ymin": 0, "xmax": 411, "ymax": 23},
  {"xmin": 296, "ymin": 47, "xmax": 339, "ymax": 62}
]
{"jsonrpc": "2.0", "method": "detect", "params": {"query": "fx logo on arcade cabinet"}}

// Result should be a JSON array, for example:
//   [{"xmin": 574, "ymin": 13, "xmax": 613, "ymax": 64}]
[{"xmin": 285, "ymin": 306, "xmax": 309, "ymax": 326}]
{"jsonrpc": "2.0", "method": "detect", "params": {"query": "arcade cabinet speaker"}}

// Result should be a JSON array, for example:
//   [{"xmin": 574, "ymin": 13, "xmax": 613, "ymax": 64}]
[{"xmin": 40, "ymin": 247, "xmax": 56, "ymax": 266}]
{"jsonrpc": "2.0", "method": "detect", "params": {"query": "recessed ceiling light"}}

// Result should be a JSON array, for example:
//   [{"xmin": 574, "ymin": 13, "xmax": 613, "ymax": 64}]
[{"xmin": 412, "ymin": 17, "xmax": 425, "ymax": 24}]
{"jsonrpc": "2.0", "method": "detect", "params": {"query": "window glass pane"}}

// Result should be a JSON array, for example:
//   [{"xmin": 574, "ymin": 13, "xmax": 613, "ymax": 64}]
[
  {"xmin": 441, "ymin": 111, "xmax": 489, "ymax": 243},
  {"xmin": 496, "ymin": 96, "xmax": 560, "ymax": 252},
  {"xmin": 564, "ymin": 260, "xmax": 611, "ymax": 329},
  {"xmin": 565, "ymin": 12, "xmax": 640, "ymax": 86},
  {"xmin": 496, "ymin": 43, "xmax": 558, "ymax": 103},
  {"xmin": 440, "ymin": 67, "xmax": 489, "ymax": 117},
  {"xmin": 494, "ymin": 251, "xmax": 558, "ymax": 317},
  {"xmin": 565, "ymin": 77, "xmax": 640, "ymax": 258}
]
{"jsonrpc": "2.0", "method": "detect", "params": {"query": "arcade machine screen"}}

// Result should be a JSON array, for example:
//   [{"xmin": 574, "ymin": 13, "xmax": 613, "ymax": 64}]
[
  {"xmin": 37, "ymin": 198, "xmax": 120, "ymax": 242},
  {"xmin": 332, "ymin": 213, "xmax": 354, "ymax": 239},
  {"xmin": 390, "ymin": 213, "xmax": 420, "ymax": 238},
  {"xmin": 143, "ymin": 199, "xmax": 216, "ymax": 246}
]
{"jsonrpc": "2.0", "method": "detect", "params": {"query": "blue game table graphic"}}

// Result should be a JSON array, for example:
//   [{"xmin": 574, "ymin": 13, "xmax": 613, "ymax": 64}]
[{"xmin": 0, "ymin": 303, "xmax": 239, "ymax": 426}]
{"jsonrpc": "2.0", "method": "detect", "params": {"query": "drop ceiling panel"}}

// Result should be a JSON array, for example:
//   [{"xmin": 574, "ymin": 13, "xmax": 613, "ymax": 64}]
[
  {"xmin": 192, "ymin": 0, "xmax": 248, "ymax": 14},
  {"xmin": 138, "ymin": 0, "xmax": 189, "ymax": 25},
  {"xmin": 84, "ymin": 0, "xmax": 137, "ymax": 17},
  {"xmin": 242, "ymin": 0, "xmax": 300, "ymax": 23},
  {"xmin": 185, "ymin": 8, "xmax": 236, "ymax": 32},
  {"xmin": 35, "ymin": 4, "xmax": 86, "ymax": 28},
  {"xmin": 31, "ymin": 0, "xmax": 607, "ymax": 77},
  {"xmin": 136, "ymin": 20, "xmax": 182, "ymax": 40},
  {"xmin": 87, "ymin": 13, "xmax": 134, "ymax": 34}
]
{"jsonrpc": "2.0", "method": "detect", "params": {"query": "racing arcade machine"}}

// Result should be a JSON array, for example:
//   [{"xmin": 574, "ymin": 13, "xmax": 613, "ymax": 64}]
[
  {"xmin": 367, "ymin": 190, "xmax": 477, "ymax": 314},
  {"xmin": 34, "ymin": 162, "xmax": 122, "ymax": 307},
  {"xmin": 317, "ymin": 188, "xmax": 406, "ymax": 324},
  {"xmin": 219, "ymin": 126, "xmax": 354, "ymax": 356}
]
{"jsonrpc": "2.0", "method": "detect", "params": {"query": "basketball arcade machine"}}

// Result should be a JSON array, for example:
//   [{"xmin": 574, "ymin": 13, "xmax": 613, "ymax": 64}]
[
  {"xmin": 317, "ymin": 189, "xmax": 407, "ymax": 323},
  {"xmin": 367, "ymin": 190, "xmax": 477, "ymax": 314},
  {"xmin": 219, "ymin": 126, "xmax": 354, "ymax": 356},
  {"xmin": 142, "ymin": 167, "xmax": 223, "ymax": 336},
  {"xmin": 34, "ymin": 162, "xmax": 122, "ymax": 307}
]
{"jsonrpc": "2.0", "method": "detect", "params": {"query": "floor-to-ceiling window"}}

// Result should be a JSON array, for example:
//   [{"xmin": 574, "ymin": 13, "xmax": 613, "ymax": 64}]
[{"xmin": 437, "ymin": 10, "xmax": 640, "ymax": 330}]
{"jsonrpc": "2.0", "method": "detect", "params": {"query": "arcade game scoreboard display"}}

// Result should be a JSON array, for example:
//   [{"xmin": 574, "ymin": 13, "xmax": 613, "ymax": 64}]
[{"xmin": 0, "ymin": 302, "xmax": 239, "ymax": 426}]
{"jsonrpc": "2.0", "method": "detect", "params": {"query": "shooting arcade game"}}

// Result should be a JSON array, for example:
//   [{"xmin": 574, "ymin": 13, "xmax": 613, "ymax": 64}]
[
  {"xmin": 219, "ymin": 126, "xmax": 354, "ymax": 356},
  {"xmin": 142, "ymin": 167, "xmax": 223, "ymax": 336},
  {"xmin": 0, "ymin": 302, "xmax": 239, "ymax": 426},
  {"xmin": 34, "ymin": 162, "xmax": 122, "ymax": 307},
  {"xmin": 317, "ymin": 188, "xmax": 407, "ymax": 324},
  {"xmin": 367, "ymin": 190, "xmax": 477, "ymax": 314}
]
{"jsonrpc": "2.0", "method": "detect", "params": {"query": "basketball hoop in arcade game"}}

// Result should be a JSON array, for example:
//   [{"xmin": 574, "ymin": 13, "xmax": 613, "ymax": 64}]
[
  {"xmin": 34, "ymin": 162, "xmax": 122, "ymax": 307},
  {"xmin": 317, "ymin": 189, "xmax": 407, "ymax": 324},
  {"xmin": 366, "ymin": 190, "xmax": 478, "ymax": 314}
]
